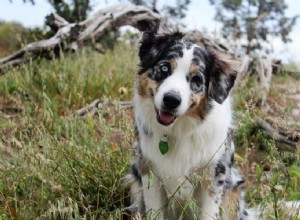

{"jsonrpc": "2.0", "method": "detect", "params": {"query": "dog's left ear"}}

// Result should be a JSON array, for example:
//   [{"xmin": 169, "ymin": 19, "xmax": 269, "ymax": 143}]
[{"xmin": 206, "ymin": 51, "xmax": 237, "ymax": 104}]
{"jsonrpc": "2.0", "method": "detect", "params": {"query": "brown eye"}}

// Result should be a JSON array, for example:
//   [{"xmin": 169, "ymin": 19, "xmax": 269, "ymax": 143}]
[{"xmin": 190, "ymin": 74, "xmax": 204, "ymax": 93}]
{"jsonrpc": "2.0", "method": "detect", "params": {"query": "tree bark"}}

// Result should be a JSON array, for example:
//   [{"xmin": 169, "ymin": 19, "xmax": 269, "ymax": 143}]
[{"xmin": 0, "ymin": 4, "xmax": 160, "ymax": 73}]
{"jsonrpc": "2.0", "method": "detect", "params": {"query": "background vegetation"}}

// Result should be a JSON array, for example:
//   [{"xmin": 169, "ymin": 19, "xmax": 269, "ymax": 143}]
[
  {"xmin": 1, "ymin": 0, "xmax": 300, "ymax": 219},
  {"xmin": 1, "ymin": 38, "xmax": 299, "ymax": 220}
]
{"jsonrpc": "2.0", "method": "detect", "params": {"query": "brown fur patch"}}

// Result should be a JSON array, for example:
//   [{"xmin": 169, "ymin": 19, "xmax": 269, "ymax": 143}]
[
  {"xmin": 187, "ymin": 94, "xmax": 209, "ymax": 121},
  {"xmin": 189, "ymin": 64, "xmax": 200, "ymax": 74},
  {"xmin": 169, "ymin": 59, "xmax": 177, "ymax": 70},
  {"xmin": 137, "ymin": 72, "xmax": 158, "ymax": 98},
  {"xmin": 220, "ymin": 189, "xmax": 241, "ymax": 219},
  {"xmin": 139, "ymin": 158, "xmax": 150, "ymax": 176}
]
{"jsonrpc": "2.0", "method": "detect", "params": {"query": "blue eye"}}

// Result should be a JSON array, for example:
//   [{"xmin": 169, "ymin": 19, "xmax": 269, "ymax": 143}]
[
  {"xmin": 151, "ymin": 63, "xmax": 171, "ymax": 82},
  {"xmin": 161, "ymin": 65, "xmax": 169, "ymax": 72}
]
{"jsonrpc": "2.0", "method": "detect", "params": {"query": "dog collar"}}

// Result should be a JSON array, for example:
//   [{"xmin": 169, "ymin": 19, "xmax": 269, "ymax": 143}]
[{"xmin": 159, "ymin": 134, "xmax": 169, "ymax": 155}]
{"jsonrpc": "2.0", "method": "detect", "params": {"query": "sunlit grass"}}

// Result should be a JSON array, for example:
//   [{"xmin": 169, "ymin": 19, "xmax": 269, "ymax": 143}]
[{"xmin": 0, "ymin": 42, "xmax": 136, "ymax": 219}]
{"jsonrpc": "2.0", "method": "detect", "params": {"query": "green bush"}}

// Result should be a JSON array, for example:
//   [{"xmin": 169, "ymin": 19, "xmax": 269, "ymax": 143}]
[{"xmin": 0, "ymin": 21, "xmax": 45, "ymax": 56}]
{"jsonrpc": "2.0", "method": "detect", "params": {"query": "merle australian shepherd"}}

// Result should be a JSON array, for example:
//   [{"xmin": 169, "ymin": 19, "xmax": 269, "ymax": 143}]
[{"xmin": 125, "ymin": 26, "xmax": 251, "ymax": 220}]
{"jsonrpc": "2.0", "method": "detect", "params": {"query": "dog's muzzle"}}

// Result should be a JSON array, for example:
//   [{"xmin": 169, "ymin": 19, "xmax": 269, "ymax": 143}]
[{"xmin": 156, "ymin": 91, "xmax": 181, "ymax": 126}]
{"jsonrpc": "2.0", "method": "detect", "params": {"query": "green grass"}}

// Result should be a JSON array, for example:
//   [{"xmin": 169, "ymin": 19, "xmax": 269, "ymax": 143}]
[
  {"xmin": 0, "ymin": 42, "xmax": 137, "ymax": 219},
  {"xmin": 0, "ymin": 40, "xmax": 299, "ymax": 219},
  {"xmin": 233, "ymin": 72, "xmax": 300, "ymax": 219}
]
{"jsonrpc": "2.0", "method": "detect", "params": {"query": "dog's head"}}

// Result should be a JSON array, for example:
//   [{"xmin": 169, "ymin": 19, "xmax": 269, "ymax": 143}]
[{"xmin": 136, "ymin": 29, "xmax": 237, "ymax": 126}]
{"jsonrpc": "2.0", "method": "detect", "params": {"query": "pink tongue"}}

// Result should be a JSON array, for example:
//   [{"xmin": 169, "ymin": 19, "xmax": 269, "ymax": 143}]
[{"xmin": 159, "ymin": 111, "xmax": 175, "ymax": 124}]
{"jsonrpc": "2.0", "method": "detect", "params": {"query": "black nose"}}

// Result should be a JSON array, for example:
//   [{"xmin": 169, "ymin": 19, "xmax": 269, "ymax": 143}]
[{"xmin": 163, "ymin": 92, "xmax": 181, "ymax": 110}]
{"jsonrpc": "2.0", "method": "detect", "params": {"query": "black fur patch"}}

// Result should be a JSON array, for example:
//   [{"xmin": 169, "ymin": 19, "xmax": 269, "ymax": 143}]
[
  {"xmin": 142, "ymin": 124, "xmax": 153, "ymax": 137},
  {"xmin": 131, "ymin": 161, "xmax": 142, "ymax": 184},
  {"xmin": 205, "ymin": 50, "xmax": 237, "ymax": 104},
  {"xmin": 230, "ymin": 153, "xmax": 234, "ymax": 167},
  {"xmin": 215, "ymin": 162, "xmax": 226, "ymax": 176},
  {"xmin": 138, "ymin": 31, "xmax": 184, "ymax": 75}
]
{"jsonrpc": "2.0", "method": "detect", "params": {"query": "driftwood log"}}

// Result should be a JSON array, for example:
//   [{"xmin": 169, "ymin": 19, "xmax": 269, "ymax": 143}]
[
  {"xmin": 257, "ymin": 119, "xmax": 300, "ymax": 150},
  {"xmin": 0, "ymin": 4, "xmax": 160, "ymax": 73}
]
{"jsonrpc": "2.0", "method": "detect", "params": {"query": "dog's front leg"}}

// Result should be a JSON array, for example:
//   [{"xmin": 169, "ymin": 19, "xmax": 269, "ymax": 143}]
[
  {"xmin": 192, "ymin": 176, "xmax": 225, "ymax": 220},
  {"xmin": 198, "ymin": 187, "xmax": 223, "ymax": 220},
  {"xmin": 142, "ymin": 173, "xmax": 167, "ymax": 219}
]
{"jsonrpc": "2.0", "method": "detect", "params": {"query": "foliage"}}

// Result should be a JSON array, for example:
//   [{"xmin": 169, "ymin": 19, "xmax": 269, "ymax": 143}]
[
  {"xmin": 128, "ymin": 0, "xmax": 191, "ymax": 28},
  {"xmin": 0, "ymin": 22, "xmax": 24, "ymax": 56},
  {"xmin": 0, "ymin": 21, "xmax": 45, "ymax": 57},
  {"xmin": 209, "ymin": 0, "xmax": 299, "ymax": 54},
  {"xmin": 233, "ymin": 71, "xmax": 300, "ymax": 218},
  {"xmin": 47, "ymin": 0, "xmax": 91, "ymax": 23}
]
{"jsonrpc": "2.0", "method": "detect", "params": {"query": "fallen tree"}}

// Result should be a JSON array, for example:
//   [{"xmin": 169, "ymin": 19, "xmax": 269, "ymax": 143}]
[
  {"xmin": 0, "ymin": 4, "xmax": 160, "ymax": 73},
  {"xmin": 257, "ymin": 118, "xmax": 300, "ymax": 151}
]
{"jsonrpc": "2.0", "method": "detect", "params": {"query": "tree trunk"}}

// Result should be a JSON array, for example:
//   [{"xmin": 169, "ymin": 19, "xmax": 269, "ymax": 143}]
[{"xmin": 257, "ymin": 119, "xmax": 299, "ymax": 150}]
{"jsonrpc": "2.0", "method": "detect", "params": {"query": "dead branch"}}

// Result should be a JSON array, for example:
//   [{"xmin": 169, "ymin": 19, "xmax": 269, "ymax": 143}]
[
  {"xmin": 0, "ymin": 4, "xmax": 160, "ymax": 73},
  {"xmin": 0, "ymin": 105, "xmax": 23, "ymax": 114},
  {"xmin": 257, "ymin": 119, "xmax": 300, "ymax": 149},
  {"xmin": 76, "ymin": 99, "xmax": 133, "ymax": 119}
]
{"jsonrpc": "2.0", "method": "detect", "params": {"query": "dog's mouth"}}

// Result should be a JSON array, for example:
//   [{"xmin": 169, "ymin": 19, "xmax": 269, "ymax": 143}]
[{"xmin": 156, "ymin": 110, "xmax": 177, "ymax": 126}]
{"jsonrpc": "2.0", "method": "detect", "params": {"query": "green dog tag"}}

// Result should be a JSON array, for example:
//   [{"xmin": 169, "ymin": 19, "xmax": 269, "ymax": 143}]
[{"xmin": 159, "ymin": 140, "xmax": 169, "ymax": 155}]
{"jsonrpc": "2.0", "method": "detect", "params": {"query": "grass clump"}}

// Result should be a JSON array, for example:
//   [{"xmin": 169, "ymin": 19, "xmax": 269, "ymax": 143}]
[{"xmin": 0, "ymin": 41, "xmax": 137, "ymax": 219}]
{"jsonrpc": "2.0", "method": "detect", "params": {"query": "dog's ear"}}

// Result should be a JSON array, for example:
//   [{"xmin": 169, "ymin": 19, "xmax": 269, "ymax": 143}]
[
  {"xmin": 138, "ymin": 28, "xmax": 184, "ymax": 74},
  {"xmin": 206, "ymin": 50, "xmax": 237, "ymax": 104}
]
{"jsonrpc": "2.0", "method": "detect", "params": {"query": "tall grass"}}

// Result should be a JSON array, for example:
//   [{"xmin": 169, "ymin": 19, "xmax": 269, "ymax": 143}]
[{"xmin": 0, "ymin": 42, "xmax": 137, "ymax": 219}]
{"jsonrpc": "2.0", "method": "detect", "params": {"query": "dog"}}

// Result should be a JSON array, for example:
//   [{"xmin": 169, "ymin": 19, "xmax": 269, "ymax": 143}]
[{"xmin": 125, "ymin": 26, "xmax": 250, "ymax": 220}]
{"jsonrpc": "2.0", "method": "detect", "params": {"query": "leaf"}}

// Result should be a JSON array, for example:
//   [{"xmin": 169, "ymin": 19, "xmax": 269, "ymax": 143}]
[{"xmin": 256, "ymin": 164, "xmax": 263, "ymax": 182}]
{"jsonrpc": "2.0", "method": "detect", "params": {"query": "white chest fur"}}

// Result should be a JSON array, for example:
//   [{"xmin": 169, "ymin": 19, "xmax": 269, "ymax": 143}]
[{"xmin": 135, "ymin": 94, "xmax": 233, "ymax": 196}]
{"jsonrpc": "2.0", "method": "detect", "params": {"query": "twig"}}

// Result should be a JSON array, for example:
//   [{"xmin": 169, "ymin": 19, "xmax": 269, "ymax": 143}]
[{"xmin": 76, "ymin": 99, "xmax": 133, "ymax": 118}]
